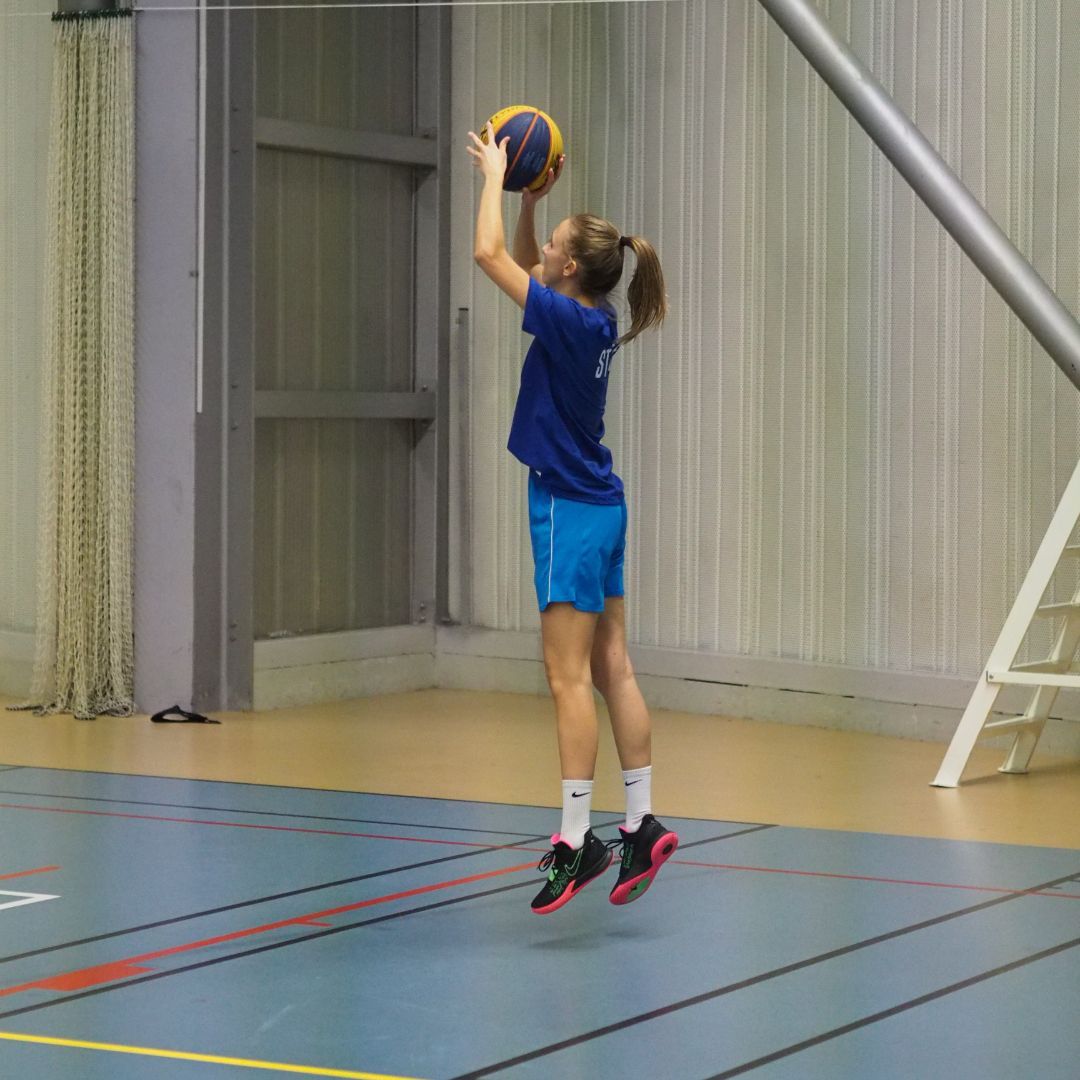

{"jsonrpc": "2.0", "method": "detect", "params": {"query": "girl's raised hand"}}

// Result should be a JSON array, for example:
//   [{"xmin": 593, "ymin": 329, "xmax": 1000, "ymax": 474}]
[
  {"xmin": 521, "ymin": 154, "xmax": 565, "ymax": 208},
  {"xmin": 466, "ymin": 122, "xmax": 509, "ymax": 184}
]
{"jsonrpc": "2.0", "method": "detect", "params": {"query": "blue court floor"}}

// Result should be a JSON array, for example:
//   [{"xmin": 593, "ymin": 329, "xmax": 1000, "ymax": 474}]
[{"xmin": 0, "ymin": 762, "xmax": 1077, "ymax": 1079}]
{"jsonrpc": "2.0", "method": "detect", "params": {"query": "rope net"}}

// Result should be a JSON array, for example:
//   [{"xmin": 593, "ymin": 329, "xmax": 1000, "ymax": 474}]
[{"xmin": 21, "ymin": 12, "xmax": 135, "ymax": 719}]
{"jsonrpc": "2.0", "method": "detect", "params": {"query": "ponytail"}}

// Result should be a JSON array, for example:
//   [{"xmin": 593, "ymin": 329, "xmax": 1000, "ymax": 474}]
[
  {"xmin": 618, "ymin": 234, "xmax": 667, "ymax": 344},
  {"xmin": 566, "ymin": 214, "xmax": 668, "ymax": 345}
]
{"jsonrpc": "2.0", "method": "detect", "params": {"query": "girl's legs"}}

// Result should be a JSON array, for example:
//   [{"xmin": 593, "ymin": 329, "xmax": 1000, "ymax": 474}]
[
  {"xmin": 540, "ymin": 601, "xmax": 601, "ymax": 847},
  {"xmin": 591, "ymin": 597, "xmax": 651, "ymax": 771},
  {"xmin": 541, "ymin": 601, "xmax": 602, "ymax": 777},
  {"xmin": 592, "ymin": 595, "xmax": 679, "ymax": 905},
  {"xmin": 535, "ymin": 593, "xmax": 677, "ymax": 910}
]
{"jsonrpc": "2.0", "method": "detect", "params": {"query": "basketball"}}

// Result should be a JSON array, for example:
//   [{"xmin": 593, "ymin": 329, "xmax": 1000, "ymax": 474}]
[{"xmin": 481, "ymin": 105, "xmax": 564, "ymax": 193}]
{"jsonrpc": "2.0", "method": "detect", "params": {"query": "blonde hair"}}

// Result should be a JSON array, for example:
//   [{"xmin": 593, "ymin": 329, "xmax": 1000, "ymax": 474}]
[{"xmin": 566, "ymin": 214, "xmax": 667, "ymax": 344}]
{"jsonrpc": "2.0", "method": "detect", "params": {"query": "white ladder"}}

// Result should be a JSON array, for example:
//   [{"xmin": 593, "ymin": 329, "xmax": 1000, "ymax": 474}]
[{"xmin": 932, "ymin": 456, "xmax": 1080, "ymax": 787}]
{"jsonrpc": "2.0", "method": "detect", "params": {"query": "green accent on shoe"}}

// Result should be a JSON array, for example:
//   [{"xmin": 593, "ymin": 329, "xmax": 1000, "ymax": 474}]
[
  {"xmin": 607, "ymin": 816, "xmax": 680, "ymax": 906},
  {"xmin": 544, "ymin": 843, "xmax": 585, "ymax": 895}
]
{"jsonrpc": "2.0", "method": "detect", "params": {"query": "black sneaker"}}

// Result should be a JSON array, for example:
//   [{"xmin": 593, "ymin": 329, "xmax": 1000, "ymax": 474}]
[
  {"xmin": 531, "ymin": 830, "xmax": 614, "ymax": 915},
  {"xmin": 608, "ymin": 814, "xmax": 679, "ymax": 905}
]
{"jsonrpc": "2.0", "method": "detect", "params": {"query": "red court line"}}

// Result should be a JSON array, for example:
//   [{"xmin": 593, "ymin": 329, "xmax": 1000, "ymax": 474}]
[
  {"xmin": 7, "ymin": 801, "xmax": 1074, "ymax": 912},
  {"xmin": 0, "ymin": 859, "xmax": 536, "ymax": 998},
  {"xmin": 673, "ymin": 859, "xmax": 1080, "ymax": 900},
  {"xmin": 0, "ymin": 867, "xmax": 60, "ymax": 883},
  {"xmin": 0, "ymin": 801, "xmax": 547, "ymax": 854}
]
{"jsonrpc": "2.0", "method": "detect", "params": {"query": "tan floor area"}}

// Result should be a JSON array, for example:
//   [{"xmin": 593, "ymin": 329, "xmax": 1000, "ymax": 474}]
[{"xmin": 2, "ymin": 689, "xmax": 1078, "ymax": 850}]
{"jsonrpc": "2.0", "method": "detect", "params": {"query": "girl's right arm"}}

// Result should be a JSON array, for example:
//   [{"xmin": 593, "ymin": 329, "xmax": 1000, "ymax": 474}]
[
  {"xmin": 512, "ymin": 202, "xmax": 542, "ymax": 277},
  {"xmin": 511, "ymin": 156, "xmax": 565, "ymax": 279}
]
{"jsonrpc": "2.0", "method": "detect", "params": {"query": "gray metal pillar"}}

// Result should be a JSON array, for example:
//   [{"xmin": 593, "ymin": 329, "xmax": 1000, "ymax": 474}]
[
  {"xmin": 133, "ymin": 0, "xmax": 200, "ymax": 713},
  {"xmin": 757, "ymin": 0, "xmax": 1080, "ymax": 394},
  {"xmin": 194, "ymin": 6, "xmax": 256, "ymax": 710}
]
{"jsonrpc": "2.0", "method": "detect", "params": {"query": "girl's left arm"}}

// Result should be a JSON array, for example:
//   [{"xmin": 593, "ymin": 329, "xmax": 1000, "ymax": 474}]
[{"xmin": 467, "ymin": 125, "xmax": 531, "ymax": 309}]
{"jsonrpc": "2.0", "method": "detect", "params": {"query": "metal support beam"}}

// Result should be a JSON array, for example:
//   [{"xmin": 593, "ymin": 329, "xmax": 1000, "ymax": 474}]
[
  {"xmin": 255, "ymin": 118, "xmax": 438, "ymax": 169},
  {"xmin": 428, "ymin": 9, "xmax": 454, "ymax": 627},
  {"xmin": 194, "ymin": 3, "xmax": 256, "ymax": 711},
  {"xmin": 414, "ymin": 6, "xmax": 451, "ymax": 630},
  {"xmin": 756, "ymin": 0, "xmax": 1080, "ymax": 393},
  {"xmin": 253, "ymin": 391, "xmax": 436, "ymax": 421}
]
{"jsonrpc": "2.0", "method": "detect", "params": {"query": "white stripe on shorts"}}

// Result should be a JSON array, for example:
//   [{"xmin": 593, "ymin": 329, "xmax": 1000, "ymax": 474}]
[{"xmin": 547, "ymin": 493, "xmax": 555, "ymax": 605}]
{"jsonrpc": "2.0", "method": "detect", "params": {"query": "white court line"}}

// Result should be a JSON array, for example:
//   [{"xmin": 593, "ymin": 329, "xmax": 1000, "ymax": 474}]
[{"xmin": 0, "ymin": 891, "xmax": 59, "ymax": 914}]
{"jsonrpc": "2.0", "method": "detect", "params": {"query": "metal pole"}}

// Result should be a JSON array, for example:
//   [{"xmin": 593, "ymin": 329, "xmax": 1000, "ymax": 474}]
[{"xmin": 756, "ymin": 0, "xmax": 1080, "ymax": 394}]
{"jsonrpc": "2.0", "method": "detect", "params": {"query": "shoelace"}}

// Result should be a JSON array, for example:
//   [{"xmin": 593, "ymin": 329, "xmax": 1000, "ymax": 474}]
[
  {"xmin": 537, "ymin": 848, "xmax": 558, "ymax": 874},
  {"xmin": 605, "ymin": 836, "xmax": 634, "ymax": 869},
  {"xmin": 537, "ymin": 845, "xmax": 582, "ymax": 886},
  {"xmin": 537, "ymin": 836, "xmax": 633, "ymax": 878}
]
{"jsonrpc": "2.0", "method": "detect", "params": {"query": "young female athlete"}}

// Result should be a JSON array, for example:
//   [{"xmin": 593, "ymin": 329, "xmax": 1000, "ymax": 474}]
[{"xmin": 467, "ymin": 122, "xmax": 678, "ymax": 915}]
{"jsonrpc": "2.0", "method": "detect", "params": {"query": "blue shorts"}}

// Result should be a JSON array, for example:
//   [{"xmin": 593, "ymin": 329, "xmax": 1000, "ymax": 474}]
[{"xmin": 527, "ymin": 472, "xmax": 627, "ymax": 613}]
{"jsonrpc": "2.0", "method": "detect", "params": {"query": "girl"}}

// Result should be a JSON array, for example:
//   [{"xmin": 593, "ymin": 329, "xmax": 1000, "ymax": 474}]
[{"xmin": 467, "ymin": 123, "xmax": 678, "ymax": 915}]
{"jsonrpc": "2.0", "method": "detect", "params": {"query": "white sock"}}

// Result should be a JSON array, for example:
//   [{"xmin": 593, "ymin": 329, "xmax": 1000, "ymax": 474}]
[
  {"xmin": 622, "ymin": 766, "xmax": 652, "ymax": 832},
  {"xmin": 559, "ymin": 779, "xmax": 593, "ymax": 849}
]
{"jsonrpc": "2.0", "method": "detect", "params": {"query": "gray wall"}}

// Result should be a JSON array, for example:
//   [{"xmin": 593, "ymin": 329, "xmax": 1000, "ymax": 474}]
[
  {"xmin": 450, "ymin": 0, "xmax": 1080, "ymax": 730},
  {"xmin": 252, "ymin": 5, "xmax": 418, "ymax": 639},
  {"xmin": 0, "ymin": 2, "xmax": 53, "ymax": 693},
  {"xmin": 0, "ymin": 1, "xmax": 205, "ymax": 712},
  {"xmin": 9, "ymin": 0, "xmax": 1080, "ymax": 741}
]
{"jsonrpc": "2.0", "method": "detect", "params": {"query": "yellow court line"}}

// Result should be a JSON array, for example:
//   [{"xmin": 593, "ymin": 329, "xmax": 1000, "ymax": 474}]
[{"xmin": 0, "ymin": 1030, "xmax": 424, "ymax": 1079}]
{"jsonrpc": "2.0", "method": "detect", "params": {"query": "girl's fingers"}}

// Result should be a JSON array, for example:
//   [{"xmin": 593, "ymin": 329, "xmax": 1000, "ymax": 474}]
[
  {"xmin": 466, "ymin": 128, "xmax": 508, "ymax": 157},
  {"xmin": 466, "ymin": 124, "xmax": 508, "ymax": 179}
]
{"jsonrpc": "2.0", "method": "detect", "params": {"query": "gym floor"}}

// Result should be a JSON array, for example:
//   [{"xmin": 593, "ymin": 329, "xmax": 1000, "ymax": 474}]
[{"xmin": 1, "ymin": 689, "xmax": 1078, "ymax": 1078}]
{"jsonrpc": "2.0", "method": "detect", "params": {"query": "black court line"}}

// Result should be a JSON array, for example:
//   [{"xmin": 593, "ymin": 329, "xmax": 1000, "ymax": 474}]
[
  {"xmin": 0, "ymin": 822, "xmax": 611, "ymax": 967},
  {"xmin": 447, "ymin": 866, "xmax": 1080, "ymax": 1078},
  {"xmin": 0, "ymin": 877, "xmax": 539, "ymax": 1022},
  {"xmin": 5, "ymin": 764, "xmax": 771, "ymax": 824},
  {"xmin": 0, "ymin": 824, "xmax": 753, "ymax": 1015},
  {"xmin": 0, "ymin": 816, "xmax": 765, "ymax": 970},
  {"xmin": 680, "ymin": 824, "xmax": 776, "ymax": 849},
  {"xmin": 707, "ymin": 934, "xmax": 1080, "ymax": 1078},
  {"xmin": 0, "ymin": 816, "xmax": 620, "ymax": 966},
  {"xmin": 0, "ymin": 767, "xmax": 23, "ymax": 773},
  {"xmin": 0, "ymin": 788, "xmax": 543, "ymax": 837}
]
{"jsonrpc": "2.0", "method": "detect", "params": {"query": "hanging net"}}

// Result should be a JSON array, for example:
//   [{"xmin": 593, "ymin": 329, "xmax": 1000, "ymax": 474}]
[{"xmin": 18, "ymin": 10, "xmax": 135, "ymax": 720}]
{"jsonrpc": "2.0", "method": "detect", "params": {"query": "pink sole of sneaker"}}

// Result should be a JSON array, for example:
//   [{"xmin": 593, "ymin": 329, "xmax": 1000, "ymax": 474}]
[
  {"xmin": 609, "ymin": 831, "xmax": 679, "ymax": 905},
  {"xmin": 531, "ymin": 850, "xmax": 614, "ymax": 915}
]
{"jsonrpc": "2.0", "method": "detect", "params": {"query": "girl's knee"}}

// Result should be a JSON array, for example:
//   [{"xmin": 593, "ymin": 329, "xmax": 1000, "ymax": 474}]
[
  {"xmin": 545, "ymin": 659, "xmax": 593, "ymax": 699},
  {"xmin": 591, "ymin": 650, "xmax": 634, "ymax": 696}
]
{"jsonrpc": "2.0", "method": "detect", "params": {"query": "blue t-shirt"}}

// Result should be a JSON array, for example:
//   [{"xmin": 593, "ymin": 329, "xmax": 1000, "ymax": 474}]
[{"xmin": 507, "ymin": 278, "xmax": 624, "ymax": 505}]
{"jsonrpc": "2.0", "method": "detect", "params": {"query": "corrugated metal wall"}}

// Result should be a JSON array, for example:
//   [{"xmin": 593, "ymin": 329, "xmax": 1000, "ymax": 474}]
[
  {"xmin": 253, "ymin": 3, "xmax": 417, "ymax": 638},
  {"xmin": 451, "ymin": 0, "xmax": 1080, "ymax": 680},
  {"xmin": 0, "ymin": 6, "xmax": 51, "ymax": 651}
]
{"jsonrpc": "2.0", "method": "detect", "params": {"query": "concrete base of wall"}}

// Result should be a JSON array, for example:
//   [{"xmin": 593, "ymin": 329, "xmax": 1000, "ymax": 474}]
[
  {"xmin": 12, "ymin": 619, "xmax": 1080, "ymax": 759},
  {"xmin": 253, "ymin": 653, "xmax": 436, "ymax": 710},
  {"xmin": 0, "ymin": 631, "xmax": 34, "ymax": 701},
  {"xmin": 0, "ymin": 659, "xmax": 32, "ymax": 701},
  {"xmin": 435, "ymin": 646, "xmax": 1080, "ymax": 758},
  {"xmin": 434, "ymin": 626, "xmax": 1080, "ymax": 759}
]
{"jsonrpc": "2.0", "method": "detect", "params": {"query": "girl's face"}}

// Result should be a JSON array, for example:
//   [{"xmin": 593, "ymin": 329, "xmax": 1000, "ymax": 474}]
[{"xmin": 541, "ymin": 218, "xmax": 576, "ymax": 288}]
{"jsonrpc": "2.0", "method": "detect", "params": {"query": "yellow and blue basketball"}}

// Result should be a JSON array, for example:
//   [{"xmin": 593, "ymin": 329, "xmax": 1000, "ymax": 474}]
[{"xmin": 481, "ymin": 105, "xmax": 564, "ymax": 193}]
